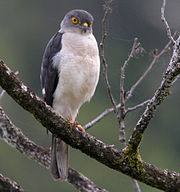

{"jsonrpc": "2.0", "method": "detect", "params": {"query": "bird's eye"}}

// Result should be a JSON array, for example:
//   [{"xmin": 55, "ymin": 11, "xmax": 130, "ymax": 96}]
[
  {"xmin": 89, "ymin": 22, "xmax": 93, "ymax": 27},
  {"xmin": 72, "ymin": 17, "xmax": 78, "ymax": 24}
]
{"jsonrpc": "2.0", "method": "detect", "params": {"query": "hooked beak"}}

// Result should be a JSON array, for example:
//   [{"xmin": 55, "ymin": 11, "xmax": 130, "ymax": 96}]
[{"xmin": 82, "ymin": 22, "xmax": 88, "ymax": 33}]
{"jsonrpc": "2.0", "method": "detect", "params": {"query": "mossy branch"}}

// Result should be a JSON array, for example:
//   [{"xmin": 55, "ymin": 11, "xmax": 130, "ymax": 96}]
[{"xmin": 0, "ymin": 60, "xmax": 180, "ymax": 191}]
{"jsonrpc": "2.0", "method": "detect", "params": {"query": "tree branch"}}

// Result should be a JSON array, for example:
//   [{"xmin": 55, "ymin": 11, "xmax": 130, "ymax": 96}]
[
  {"xmin": 125, "ymin": 99, "xmax": 150, "ymax": 114},
  {"xmin": 119, "ymin": 38, "xmax": 141, "ymax": 192},
  {"xmin": 128, "ymin": 36, "xmax": 180, "ymax": 151},
  {"xmin": 0, "ymin": 60, "xmax": 180, "ymax": 191},
  {"xmin": 132, "ymin": 179, "xmax": 141, "ymax": 192},
  {"xmin": 0, "ymin": 71, "xmax": 18, "ymax": 102},
  {"xmin": 100, "ymin": 0, "xmax": 120, "ymax": 120},
  {"xmin": 161, "ymin": 0, "xmax": 175, "ymax": 44},
  {"xmin": 119, "ymin": 38, "xmax": 138, "ymax": 146},
  {"xmin": 0, "ymin": 90, "xmax": 5, "ymax": 101},
  {"xmin": 83, "ymin": 103, "xmax": 121, "ymax": 130},
  {"xmin": 0, "ymin": 106, "xmax": 108, "ymax": 192},
  {"xmin": 0, "ymin": 173, "xmax": 24, "ymax": 192},
  {"xmin": 126, "ymin": 37, "xmax": 172, "ymax": 100},
  {"xmin": 127, "ymin": 0, "xmax": 179, "ymax": 154}
]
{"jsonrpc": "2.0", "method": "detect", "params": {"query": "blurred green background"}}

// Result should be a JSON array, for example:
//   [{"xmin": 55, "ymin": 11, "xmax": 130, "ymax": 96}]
[{"xmin": 0, "ymin": 0, "xmax": 180, "ymax": 191}]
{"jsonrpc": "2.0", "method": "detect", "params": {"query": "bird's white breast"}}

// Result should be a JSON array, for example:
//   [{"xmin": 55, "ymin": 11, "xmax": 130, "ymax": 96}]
[{"xmin": 53, "ymin": 32, "xmax": 100, "ymax": 120}]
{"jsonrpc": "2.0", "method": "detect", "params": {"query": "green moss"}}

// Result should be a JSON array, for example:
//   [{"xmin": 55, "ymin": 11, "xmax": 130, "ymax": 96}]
[{"xmin": 117, "ymin": 145, "xmax": 145, "ymax": 177}]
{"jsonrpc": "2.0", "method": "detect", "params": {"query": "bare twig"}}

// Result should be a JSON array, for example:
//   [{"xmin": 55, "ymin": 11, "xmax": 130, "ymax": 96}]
[
  {"xmin": 126, "ymin": 99, "xmax": 150, "ymax": 114},
  {"xmin": 128, "ymin": 36, "xmax": 180, "ymax": 151},
  {"xmin": 126, "ymin": 38, "xmax": 172, "ymax": 100},
  {"xmin": 0, "ymin": 90, "xmax": 5, "ymax": 101},
  {"xmin": 132, "ymin": 179, "xmax": 141, "ymax": 192},
  {"xmin": 119, "ymin": 38, "xmax": 138, "ymax": 146},
  {"xmin": 173, "ymin": 74, "xmax": 180, "ymax": 85},
  {"xmin": 119, "ymin": 38, "xmax": 141, "ymax": 192},
  {"xmin": 161, "ymin": 0, "xmax": 175, "ymax": 44},
  {"xmin": 100, "ymin": 0, "xmax": 120, "ymax": 120},
  {"xmin": 121, "ymin": 38, "xmax": 138, "ymax": 74},
  {"xmin": 83, "ymin": 98, "xmax": 149, "ymax": 130},
  {"xmin": 84, "ymin": 103, "xmax": 121, "ymax": 130}
]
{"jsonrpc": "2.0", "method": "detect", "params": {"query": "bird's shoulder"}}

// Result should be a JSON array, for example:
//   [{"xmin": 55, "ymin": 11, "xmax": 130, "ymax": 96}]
[{"xmin": 43, "ymin": 31, "xmax": 64, "ymax": 62}]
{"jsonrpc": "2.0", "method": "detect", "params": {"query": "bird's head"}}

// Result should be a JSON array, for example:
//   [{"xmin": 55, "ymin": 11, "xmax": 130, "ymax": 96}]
[{"xmin": 60, "ymin": 9, "xmax": 94, "ymax": 34}]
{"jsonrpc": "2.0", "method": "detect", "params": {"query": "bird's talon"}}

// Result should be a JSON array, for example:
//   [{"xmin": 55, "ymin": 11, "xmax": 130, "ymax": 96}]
[
  {"xmin": 69, "ymin": 120, "xmax": 85, "ymax": 133},
  {"xmin": 76, "ymin": 124, "xmax": 85, "ymax": 133}
]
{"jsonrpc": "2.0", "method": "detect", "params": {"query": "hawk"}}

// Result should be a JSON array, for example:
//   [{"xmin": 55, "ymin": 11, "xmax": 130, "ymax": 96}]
[{"xmin": 40, "ymin": 9, "xmax": 100, "ymax": 180}]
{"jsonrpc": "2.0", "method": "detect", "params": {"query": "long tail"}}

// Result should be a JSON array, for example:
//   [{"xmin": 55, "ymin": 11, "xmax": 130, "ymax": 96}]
[{"xmin": 50, "ymin": 135, "xmax": 68, "ymax": 180}]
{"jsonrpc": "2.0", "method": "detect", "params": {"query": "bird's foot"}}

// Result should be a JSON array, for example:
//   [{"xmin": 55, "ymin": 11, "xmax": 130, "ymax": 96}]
[
  {"xmin": 69, "ymin": 120, "xmax": 85, "ymax": 133},
  {"xmin": 76, "ymin": 124, "xmax": 85, "ymax": 133}
]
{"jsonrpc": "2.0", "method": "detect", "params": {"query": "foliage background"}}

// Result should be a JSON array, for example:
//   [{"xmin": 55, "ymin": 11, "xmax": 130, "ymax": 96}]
[{"xmin": 0, "ymin": 0, "xmax": 179, "ymax": 191}]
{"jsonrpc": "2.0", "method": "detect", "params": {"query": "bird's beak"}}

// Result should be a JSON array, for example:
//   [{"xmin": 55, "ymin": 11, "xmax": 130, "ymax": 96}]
[{"xmin": 82, "ymin": 22, "xmax": 88, "ymax": 33}]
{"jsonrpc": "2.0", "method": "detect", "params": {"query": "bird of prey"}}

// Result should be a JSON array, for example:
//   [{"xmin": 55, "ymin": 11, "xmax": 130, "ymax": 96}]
[{"xmin": 40, "ymin": 9, "xmax": 100, "ymax": 180}]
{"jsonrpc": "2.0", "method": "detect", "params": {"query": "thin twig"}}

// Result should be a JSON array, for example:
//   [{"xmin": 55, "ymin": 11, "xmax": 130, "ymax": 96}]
[
  {"xmin": 120, "ymin": 38, "xmax": 138, "ymax": 111},
  {"xmin": 83, "ymin": 99, "xmax": 149, "ymax": 130},
  {"xmin": 84, "ymin": 103, "xmax": 121, "ymax": 130},
  {"xmin": 126, "ymin": 38, "xmax": 172, "ymax": 100},
  {"xmin": 172, "ymin": 74, "xmax": 180, "ymax": 85},
  {"xmin": 128, "ymin": 36, "xmax": 180, "ymax": 151},
  {"xmin": 161, "ymin": 0, "xmax": 175, "ymax": 44},
  {"xmin": 119, "ymin": 38, "xmax": 141, "ymax": 192},
  {"xmin": 126, "ymin": 99, "xmax": 150, "ymax": 114},
  {"xmin": 119, "ymin": 38, "xmax": 138, "ymax": 146},
  {"xmin": 121, "ymin": 38, "xmax": 138, "ymax": 73},
  {"xmin": 0, "ymin": 90, "xmax": 5, "ymax": 101},
  {"xmin": 100, "ymin": 0, "xmax": 120, "ymax": 120},
  {"xmin": 132, "ymin": 179, "xmax": 141, "ymax": 192}
]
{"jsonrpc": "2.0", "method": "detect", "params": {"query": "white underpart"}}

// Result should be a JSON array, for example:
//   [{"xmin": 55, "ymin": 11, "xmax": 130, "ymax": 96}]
[
  {"xmin": 42, "ymin": 88, "xmax": 45, "ymax": 95},
  {"xmin": 52, "ymin": 32, "xmax": 100, "ymax": 121}
]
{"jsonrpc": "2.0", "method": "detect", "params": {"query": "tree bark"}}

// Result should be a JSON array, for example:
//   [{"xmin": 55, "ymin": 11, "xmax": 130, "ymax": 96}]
[
  {"xmin": 0, "ymin": 173, "xmax": 24, "ymax": 192},
  {"xmin": 0, "ymin": 106, "xmax": 108, "ymax": 192},
  {"xmin": 0, "ymin": 59, "xmax": 180, "ymax": 191}
]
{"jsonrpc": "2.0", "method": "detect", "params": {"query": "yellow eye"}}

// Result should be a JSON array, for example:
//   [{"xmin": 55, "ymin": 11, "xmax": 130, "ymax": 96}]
[
  {"xmin": 89, "ymin": 22, "xmax": 93, "ymax": 27},
  {"xmin": 72, "ymin": 17, "xmax": 78, "ymax": 24}
]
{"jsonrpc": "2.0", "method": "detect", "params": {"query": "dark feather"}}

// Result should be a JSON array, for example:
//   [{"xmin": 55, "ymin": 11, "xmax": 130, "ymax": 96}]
[{"xmin": 40, "ymin": 32, "xmax": 63, "ymax": 106}]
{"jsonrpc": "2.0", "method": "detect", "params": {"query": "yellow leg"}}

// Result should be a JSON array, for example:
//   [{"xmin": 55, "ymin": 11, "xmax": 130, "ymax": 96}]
[{"xmin": 69, "ymin": 119, "xmax": 85, "ymax": 133}]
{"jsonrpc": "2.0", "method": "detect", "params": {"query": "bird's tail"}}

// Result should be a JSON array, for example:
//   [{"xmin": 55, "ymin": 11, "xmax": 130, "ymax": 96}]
[{"xmin": 50, "ymin": 135, "xmax": 68, "ymax": 180}]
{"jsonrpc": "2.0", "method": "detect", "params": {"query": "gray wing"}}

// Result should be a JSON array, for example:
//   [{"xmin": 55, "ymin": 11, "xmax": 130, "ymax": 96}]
[{"xmin": 40, "ymin": 32, "xmax": 63, "ymax": 106}]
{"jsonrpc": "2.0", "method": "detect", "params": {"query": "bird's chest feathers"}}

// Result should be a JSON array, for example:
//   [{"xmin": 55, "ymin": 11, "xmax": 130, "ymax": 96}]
[
  {"xmin": 53, "ymin": 32, "xmax": 100, "ymax": 104},
  {"xmin": 61, "ymin": 32, "xmax": 98, "ymax": 60}
]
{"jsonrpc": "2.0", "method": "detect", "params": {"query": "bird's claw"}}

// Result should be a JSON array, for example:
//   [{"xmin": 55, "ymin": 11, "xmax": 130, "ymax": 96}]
[
  {"xmin": 76, "ymin": 124, "xmax": 85, "ymax": 133},
  {"xmin": 69, "ymin": 120, "xmax": 85, "ymax": 133}
]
